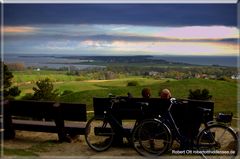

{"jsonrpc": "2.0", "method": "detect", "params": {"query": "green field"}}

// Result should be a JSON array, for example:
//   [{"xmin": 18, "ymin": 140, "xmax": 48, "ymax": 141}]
[{"xmin": 13, "ymin": 71, "xmax": 239, "ymax": 117}]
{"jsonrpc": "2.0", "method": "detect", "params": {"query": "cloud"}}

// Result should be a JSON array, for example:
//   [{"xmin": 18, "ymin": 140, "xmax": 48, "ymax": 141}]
[
  {"xmin": 4, "ymin": 26, "xmax": 38, "ymax": 33},
  {"xmin": 4, "ymin": 24, "xmax": 239, "ymax": 56},
  {"xmin": 4, "ymin": 24, "xmax": 238, "ymax": 43},
  {"xmin": 111, "ymin": 26, "xmax": 128, "ymax": 31},
  {"xmin": 79, "ymin": 40, "xmax": 113, "ymax": 49},
  {"xmin": 157, "ymin": 26, "xmax": 239, "ymax": 40},
  {"xmin": 77, "ymin": 40, "xmax": 238, "ymax": 56},
  {"xmin": 4, "ymin": 4, "xmax": 237, "ymax": 27}
]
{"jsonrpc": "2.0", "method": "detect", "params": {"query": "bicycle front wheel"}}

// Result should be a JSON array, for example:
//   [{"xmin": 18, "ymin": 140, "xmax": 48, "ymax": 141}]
[
  {"xmin": 132, "ymin": 119, "xmax": 172, "ymax": 156},
  {"xmin": 197, "ymin": 124, "xmax": 238, "ymax": 157},
  {"xmin": 85, "ymin": 116, "xmax": 114, "ymax": 151}
]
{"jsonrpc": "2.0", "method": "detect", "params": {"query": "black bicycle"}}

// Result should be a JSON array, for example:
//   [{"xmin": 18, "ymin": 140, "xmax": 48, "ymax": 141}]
[
  {"xmin": 85, "ymin": 95, "xmax": 148, "ymax": 151},
  {"xmin": 132, "ymin": 98, "xmax": 238, "ymax": 158}
]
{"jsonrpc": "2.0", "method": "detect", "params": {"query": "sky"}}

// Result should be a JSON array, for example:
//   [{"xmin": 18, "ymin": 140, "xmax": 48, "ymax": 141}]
[{"xmin": 3, "ymin": 3, "xmax": 239, "ymax": 56}]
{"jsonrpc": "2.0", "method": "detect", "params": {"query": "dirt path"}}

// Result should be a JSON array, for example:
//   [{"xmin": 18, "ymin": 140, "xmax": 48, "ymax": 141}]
[
  {"xmin": 3, "ymin": 130, "xmax": 139, "ymax": 158},
  {"xmin": 2, "ymin": 130, "xmax": 237, "ymax": 159}
]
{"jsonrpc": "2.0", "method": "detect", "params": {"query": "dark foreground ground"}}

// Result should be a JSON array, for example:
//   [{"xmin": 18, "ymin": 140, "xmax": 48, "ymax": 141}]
[{"xmin": 2, "ymin": 130, "xmax": 239, "ymax": 159}]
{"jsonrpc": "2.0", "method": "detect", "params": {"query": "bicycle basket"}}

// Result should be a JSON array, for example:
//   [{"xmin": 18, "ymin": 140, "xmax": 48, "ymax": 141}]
[{"xmin": 216, "ymin": 112, "xmax": 233, "ymax": 123}]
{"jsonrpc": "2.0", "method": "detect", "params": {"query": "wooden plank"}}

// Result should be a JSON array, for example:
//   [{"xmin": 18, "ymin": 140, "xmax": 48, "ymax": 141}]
[
  {"xmin": 6, "ymin": 100, "xmax": 87, "ymax": 121},
  {"xmin": 59, "ymin": 102, "xmax": 87, "ymax": 121},
  {"xmin": 11, "ymin": 119, "xmax": 86, "ymax": 134},
  {"xmin": 12, "ymin": 119, "xmax": 57, "ymax": 133},
  {"xmin": 9, "ymin": 100, "xmax": 55, "ymax": 119},
  {"xmin": 1, "ymin": 100, "xmax": 87, "ymax": 138},
  {"xmin": 93, "ymin": 97, "xmax": 172, "ymax": 119}
]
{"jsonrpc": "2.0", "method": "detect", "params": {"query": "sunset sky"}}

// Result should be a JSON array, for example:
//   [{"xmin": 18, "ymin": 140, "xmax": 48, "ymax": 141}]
[{"xmin": 3, "ymin": 3, "xmax": 238, "ymax": 56}]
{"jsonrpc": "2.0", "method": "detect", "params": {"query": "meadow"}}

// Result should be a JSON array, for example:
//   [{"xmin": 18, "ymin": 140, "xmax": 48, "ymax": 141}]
[
  {"xmin": 13, "ymin": 70, "xmax": 239, "ymax": 117},
  {"xmin": 4, "ymin": 70, "xmax": 238, "ymax": 156}
]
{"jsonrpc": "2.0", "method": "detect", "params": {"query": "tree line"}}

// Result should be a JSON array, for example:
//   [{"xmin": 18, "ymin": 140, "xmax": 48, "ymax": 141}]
[
  {"xmin": 67, "ymin": 65, "xmax": 237, "ymax": 81},
  {"xmin": 5, "ymin": 62, "xmax": 237, "ymax": 81}
]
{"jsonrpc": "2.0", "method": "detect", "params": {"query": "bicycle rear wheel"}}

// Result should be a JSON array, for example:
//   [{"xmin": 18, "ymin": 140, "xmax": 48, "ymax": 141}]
[
  {"xmin": 132, "ymin": 119, "xmax": 172, "ymax": 156},
  {"xmin": 197, "ymin": 124, "xmax": 238, "ymax": 158},
  {"xmin": 85, "ymin": 116, "xmax": 114, "ymax": 151}
]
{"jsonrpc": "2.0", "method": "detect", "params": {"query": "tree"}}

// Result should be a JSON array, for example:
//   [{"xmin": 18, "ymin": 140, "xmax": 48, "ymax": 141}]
[
  {"xmin": 7, "ymin": 62, "xmax": 25, "ymax": 71},
  {"xmin": 32, "ymin": 78, "xmax": 59, "ymax": 101},
  {"xmin": 1, "ymin": 63, "xmax": 21, "ymax": 98},
  {"xmin": 188, "ymin": 88, "xmax": 212, "ymax": 100}
]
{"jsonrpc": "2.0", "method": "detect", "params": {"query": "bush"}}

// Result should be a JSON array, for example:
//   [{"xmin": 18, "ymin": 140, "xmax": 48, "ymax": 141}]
[
  {"xmin": 32, "ymin": 78, "xmax": 59, "ymax": 101},
  {"xmin": 218, "ymin": 76, "xmax": 235, "ymax": 83},
  {"xmin": 188, "ymin": 88, "xmax": 212, "ymax": 100},
  {"xmin": 127, "ymin": 81, "xmax": 139, "ymax": 86},
  {"xmin": 8, "ymin": 86, "xmax": 21, "ymax": 97},
  {"xmin": 1, "ymin": 63, "xmax": 21, "ymax": 98}
]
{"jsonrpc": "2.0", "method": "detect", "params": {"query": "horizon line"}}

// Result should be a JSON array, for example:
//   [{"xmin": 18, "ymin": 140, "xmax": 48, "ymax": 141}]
[
  {"xmin": 2, "ymin": 0, "xmax": 238, "ymax": 4},
  {"xmin": 4, "ymin": 53, "xmax": 238, "ymax": 57}
]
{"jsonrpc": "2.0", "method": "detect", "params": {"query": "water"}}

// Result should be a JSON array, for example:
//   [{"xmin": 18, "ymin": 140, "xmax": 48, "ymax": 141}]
[
  {"xmin": 153, "ymin": 55, "xmax": 238, "ymax": 67},
  {"xmin": 4, "ymin": 54, "xmax": 105, "ymax": 70},
  {"xmin": 3, "ymin": 54, "xmax": 238, "ymax": 69}
]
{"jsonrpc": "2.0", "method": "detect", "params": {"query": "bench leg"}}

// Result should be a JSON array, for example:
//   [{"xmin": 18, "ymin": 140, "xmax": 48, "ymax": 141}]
[
  {"xmin": 53, "ymin": 105, "xmax": 72, "ymax": 143},
  {"xmin": 3, "ymin": 126, "xmax": 15, "ymax": 139},
  {"xmin": 54, "ymin": 119, "xmax": 72, "ymax": 143},
  {"xmin": 57, "ymin": 129, "xmax": 72, "ymax": 143},
  {"xmin": 3, "ymin": 101, "xmax": 15, "ymax": 139}
]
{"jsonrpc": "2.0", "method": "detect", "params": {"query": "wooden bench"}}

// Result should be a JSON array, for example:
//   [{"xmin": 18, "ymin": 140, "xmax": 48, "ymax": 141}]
[
  {"xmin": 1, "ymin": 100, "xmax": 87, "ymax": 142},
  {"xmin": 93, "ymin": 97, "xmax": 214, "ymax": 144}
]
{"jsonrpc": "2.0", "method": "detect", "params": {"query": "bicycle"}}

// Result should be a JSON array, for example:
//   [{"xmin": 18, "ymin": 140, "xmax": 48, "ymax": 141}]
[
  {"xmin": 132, "ymin": 98, "xmax": 238, "ymax": 158},
  {"xmin": 84, "ymin": 95, "xmax": 148, "ymax": 152}
]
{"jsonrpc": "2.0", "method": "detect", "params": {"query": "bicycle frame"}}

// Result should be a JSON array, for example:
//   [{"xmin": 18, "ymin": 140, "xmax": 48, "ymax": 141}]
[
  {"xmin": 157, "ymin": 99, "xmax": 188, "ymax": 145},
  {"xmin": 132, "ymin": 98, "xmax": 238, "ymax": 158},
  {"xmin": 102, "ymin": 97, "xmax": 141, "ymax": 138},
  {"xmin": 104, "ymin": 109, "xmax": 127, "ymax": 136}
]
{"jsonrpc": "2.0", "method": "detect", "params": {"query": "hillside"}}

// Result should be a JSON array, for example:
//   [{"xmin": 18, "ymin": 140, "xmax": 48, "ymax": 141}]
[{"xmin": 58, "ymin": 78, "xmax": 238, "ymax": 117}]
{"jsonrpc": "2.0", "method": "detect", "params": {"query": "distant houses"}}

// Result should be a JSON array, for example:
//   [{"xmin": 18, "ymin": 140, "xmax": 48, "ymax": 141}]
[
  {"xmin": 194, "ymin": 74, "xmax": 217, "ymax": 79},
  {"xmin": 144, "ymin": 70, "xmax": 239, "ymax": 80},
  {"xmin": 231, "ymin": 74, "xmax": 240, "ymax": 80}
]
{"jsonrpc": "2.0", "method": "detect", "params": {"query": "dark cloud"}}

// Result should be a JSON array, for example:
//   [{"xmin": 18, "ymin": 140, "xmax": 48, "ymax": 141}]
[
  {"xmin": 83, "ymin": 34, "xmax": 238, "ymax": 43},
  {"xmin": 4, "ymin": 3, "xmax": 237, "ymax": 26},
  {"xmin": 5, "ymin": 32, "xmax": 238, "ymax": 44}
]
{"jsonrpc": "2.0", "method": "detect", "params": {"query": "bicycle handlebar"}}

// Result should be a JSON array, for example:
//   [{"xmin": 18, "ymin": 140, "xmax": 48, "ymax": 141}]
[{"xmin": 197, "ymin": 107, "xmax": 212, "ymax": 113}]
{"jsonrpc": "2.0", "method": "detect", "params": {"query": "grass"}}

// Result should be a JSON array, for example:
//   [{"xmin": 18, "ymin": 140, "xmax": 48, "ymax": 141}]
[
  {"xmin": 13, "ymin": 71, "xmax": 238, "ymax": 117},
  {"xmin": 12, "ymin": 70, "xmax": 78, "ymax": 84},
  {"xmin": 4, "ymin": 148, "xmax": 39, "ymax": 156},
  {"xmin": 3, "ymin": 140, "xmax": 56, "ymax": 156},
  {"xmin": 6, "ymin": 70, "xmax": 239, "ymax": 156},
  {"xmin": 59, "ymin": 78, "xmax": 238, "ymax": 117}
]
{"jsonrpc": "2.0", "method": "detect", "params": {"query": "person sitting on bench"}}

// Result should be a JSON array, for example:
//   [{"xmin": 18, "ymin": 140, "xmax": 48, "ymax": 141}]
[
  {"xmin": 159, "ymin": 88, "xmax": 172, "ymax": 100},
  {"xmin": 141, "ymin": 88, "xmax": 151, "ymax": 99}
]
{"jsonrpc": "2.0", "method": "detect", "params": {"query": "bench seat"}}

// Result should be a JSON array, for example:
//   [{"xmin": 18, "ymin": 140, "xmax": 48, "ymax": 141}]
[
  {"xmin": 2, "ymin": 100, "xmax": 87, "ymax": 142},
  {"xmin": 92, "ymin": 97, "xmax": 214, "ymax": 144},
  {"xmin": 11, "ymin": 119, "xmax": 87, "ymax": 134}
]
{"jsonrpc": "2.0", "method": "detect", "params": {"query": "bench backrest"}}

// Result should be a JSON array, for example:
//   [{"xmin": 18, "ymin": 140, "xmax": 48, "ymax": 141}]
[
  {"xmin": 3, "ymin": 100, "xmax": 87, "ymax": 122},
  {"xmin": 186, "ymin": 99, "xmax": 214, "ymax": 122},
  {"xmin": 93, "ymin": 97, "xmax": 214, "ymax": 122},
  {"xmin": 58, "ymin": 102, "xmax": 87, "ymax": 121},
  {"xmin": 93, "ymin": 97, "xmax": 171, "ymax": 119}
]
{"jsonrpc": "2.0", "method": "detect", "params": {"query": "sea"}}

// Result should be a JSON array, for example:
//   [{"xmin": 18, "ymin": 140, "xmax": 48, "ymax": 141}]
[
  {"xmin": 153, "ymin": 55, "xmax": 238, "ymax": 67},
  {"xmin": 3, "ymin": 54, "xmax": 238, "ymax": 69},
  {"xmin": 3, "ymin": 54, "xmax": 105, "ymax": 70}
]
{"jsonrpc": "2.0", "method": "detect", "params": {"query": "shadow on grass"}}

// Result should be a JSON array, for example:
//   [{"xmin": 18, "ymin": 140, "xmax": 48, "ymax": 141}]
[
  {"xmin": 4, "ymin": 148, "xmax": 39, "ymax": 156},
  {"xmin": 3, "ymin": 140, "xmax": 58, "ymax": 156}
]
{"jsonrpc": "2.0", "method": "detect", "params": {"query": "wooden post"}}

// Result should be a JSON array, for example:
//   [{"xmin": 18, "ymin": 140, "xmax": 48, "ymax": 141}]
[
  {"xmin": 53, "ymin": 103, "xmax": 70, "ymax": 142},
  {"xmin": 3, "ymin": 100, "xmax": 15, "ymax": 139}
]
